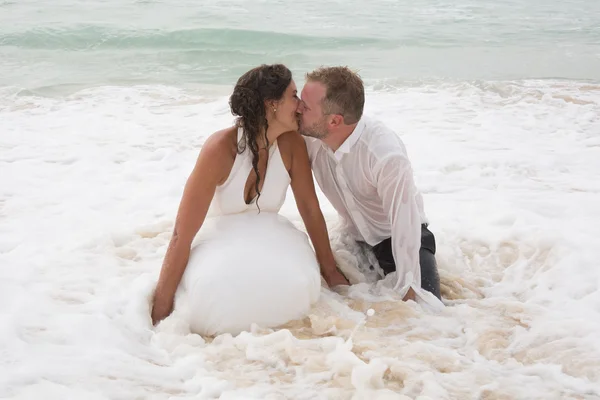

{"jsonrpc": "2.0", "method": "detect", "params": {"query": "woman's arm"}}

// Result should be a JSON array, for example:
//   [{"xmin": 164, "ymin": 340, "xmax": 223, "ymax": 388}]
[
  {"xmin": 283, "ymin": 132, "xmax": 349, "ymax": 288},
  {"xmin": 151, "ymin": 133, "xmax": 230, "ymax": 325}
]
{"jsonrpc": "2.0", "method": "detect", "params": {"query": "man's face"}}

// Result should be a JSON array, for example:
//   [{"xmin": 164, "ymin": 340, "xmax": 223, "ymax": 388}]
[{"xmin": 296, "ymin": 81, "xmax": 329, "ymax": 139}]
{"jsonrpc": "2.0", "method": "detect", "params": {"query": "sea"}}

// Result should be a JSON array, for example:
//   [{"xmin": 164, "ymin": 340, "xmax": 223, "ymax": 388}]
[{"xmin": 1, "ymin": 0, "xmax": 600, "ymax": 399}]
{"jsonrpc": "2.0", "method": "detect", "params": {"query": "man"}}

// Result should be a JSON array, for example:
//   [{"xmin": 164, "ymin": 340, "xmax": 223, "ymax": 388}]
[{"xmin": 296, "ymin": 66, "xmax": 442, "ymax": 305}]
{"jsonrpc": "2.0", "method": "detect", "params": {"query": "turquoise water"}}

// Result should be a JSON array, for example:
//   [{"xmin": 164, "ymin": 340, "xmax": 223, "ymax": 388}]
[{"xmin": 1, "ymin": 0, "xmax": 599, "ymax": 91}]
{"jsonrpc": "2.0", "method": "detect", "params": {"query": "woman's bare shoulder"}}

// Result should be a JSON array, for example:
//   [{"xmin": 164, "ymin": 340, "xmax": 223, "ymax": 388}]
[
  {"xmin": 195, "ymin": 126, "xmax": 239, "ymax": 184},
  {"xmin": 202, "ymin": 126, "xmax": 238, "ymax": 154},
  {"xmin": 276, "ymin": 131, "xmax": 306, "ymax": 171}
]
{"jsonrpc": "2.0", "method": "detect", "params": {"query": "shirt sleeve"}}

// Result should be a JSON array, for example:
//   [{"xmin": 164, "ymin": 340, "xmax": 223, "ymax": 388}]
[{"xmin": 373, "ymin": 153, "xmax": 422, "ymax": 298}]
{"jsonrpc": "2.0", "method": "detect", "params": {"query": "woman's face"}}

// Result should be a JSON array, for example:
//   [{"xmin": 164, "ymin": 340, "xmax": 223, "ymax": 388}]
[{"xmin": 271, "ymin": 79, "xmax": 300, "ymax": 132}]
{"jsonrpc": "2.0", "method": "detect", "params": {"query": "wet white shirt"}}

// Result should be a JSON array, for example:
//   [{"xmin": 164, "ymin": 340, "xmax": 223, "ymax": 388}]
[{"xmin": 305, "ymin": 115, "xmax": 438, "ymax": 305}]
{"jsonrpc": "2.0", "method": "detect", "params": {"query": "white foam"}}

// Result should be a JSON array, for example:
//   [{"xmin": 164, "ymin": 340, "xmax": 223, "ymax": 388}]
[{"xmin": 1, "ymin": 81, "xmax": 600, "ymax": 398}]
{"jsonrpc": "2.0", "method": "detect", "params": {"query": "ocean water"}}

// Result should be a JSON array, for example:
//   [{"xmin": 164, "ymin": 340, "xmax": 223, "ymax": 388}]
[{"xmin": 1, "ymin": 0, "xmax": 600, "ymax": 399}]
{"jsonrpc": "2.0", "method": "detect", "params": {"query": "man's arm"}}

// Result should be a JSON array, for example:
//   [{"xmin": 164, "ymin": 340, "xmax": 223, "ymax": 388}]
[{"xmin": 373, "ymin": 153, "xmax": 422, "ymax": 300}]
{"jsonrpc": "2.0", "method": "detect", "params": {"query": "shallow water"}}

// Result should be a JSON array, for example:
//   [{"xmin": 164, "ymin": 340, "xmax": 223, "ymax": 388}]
[{"xmin": 2, "ymin": 80, "xmax": 600, "ymax": 398}]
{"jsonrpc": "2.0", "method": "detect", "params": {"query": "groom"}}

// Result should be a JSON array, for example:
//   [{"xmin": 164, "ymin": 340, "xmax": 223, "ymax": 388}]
[{"xmin": 296, "ymin": 66, "xmax": 442, "ymax": 302}]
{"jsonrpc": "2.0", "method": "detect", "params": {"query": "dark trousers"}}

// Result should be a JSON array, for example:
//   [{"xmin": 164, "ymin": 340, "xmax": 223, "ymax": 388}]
[{"xmin": 369, "ymin": 224, "xmax": 441, "ymax": 300}]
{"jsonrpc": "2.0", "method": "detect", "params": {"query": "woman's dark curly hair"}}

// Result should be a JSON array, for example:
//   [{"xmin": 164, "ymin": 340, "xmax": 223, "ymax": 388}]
[{"xmin": 229, "ymin": 64, "xmax": 292, "ymax": 205}]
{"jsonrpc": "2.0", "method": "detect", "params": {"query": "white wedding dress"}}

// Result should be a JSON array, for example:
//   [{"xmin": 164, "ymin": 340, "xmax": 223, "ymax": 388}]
[{"xmin": 179, "ymin": 128, "xmax": 322, "ymax": 336}]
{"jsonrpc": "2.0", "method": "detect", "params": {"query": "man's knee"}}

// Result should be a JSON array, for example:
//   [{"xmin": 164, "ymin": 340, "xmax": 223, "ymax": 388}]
[
  {"xmin": 419, "ymin": 247, "xmax": 441, "ymax": 300},
  {"xmin": 371, "ymin": 238, "xmax": 395, "ymax": 276},
  {"xmin": 421, "ymin": 224, "xmax": 436, "ymax": 254}
]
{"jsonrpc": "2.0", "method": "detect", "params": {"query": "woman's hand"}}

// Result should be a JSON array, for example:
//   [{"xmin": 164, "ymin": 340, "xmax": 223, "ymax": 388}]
[
  {"xmin": 323, "ymin": 267, "xmax": 350, "ymax": 288},
  {"xmin": 151, "ymin": 290, "xmax": 174, "ymax": 325}
]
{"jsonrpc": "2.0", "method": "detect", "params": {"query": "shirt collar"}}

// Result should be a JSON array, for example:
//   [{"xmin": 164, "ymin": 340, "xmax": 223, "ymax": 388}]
[{"xmin": 331, "ymin": 117, "xmax": 366, "ymax": 161}]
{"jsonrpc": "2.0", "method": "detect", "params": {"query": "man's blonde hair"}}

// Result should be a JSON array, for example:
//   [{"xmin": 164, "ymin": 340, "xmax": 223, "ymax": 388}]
[{"xmin": 305, "ymin": 66, "xmax": 365, "ymax": 124}]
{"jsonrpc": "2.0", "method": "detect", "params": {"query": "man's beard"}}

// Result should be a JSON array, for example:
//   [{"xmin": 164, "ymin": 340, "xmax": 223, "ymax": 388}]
[{"xmin": 298, "ymin": 117, "xmax": 328, "ymax": 139}]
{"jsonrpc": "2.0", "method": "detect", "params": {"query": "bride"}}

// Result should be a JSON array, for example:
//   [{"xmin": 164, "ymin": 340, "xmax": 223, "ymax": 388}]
[{"xmin": 151, "ymin": 64, "xmax": 349, "ymax": 336}]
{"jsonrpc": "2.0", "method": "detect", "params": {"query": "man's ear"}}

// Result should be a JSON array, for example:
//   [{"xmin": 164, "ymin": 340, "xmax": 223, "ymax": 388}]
[{"xmin": 329, "ymin": 114, "xmax": 344, "ymax": 128}]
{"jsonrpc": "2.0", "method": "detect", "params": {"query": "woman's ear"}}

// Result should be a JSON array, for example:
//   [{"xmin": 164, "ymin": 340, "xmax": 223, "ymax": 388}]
[{"xmin": 265, "ymin": 100, "xmax": 277, "ymax": 113}]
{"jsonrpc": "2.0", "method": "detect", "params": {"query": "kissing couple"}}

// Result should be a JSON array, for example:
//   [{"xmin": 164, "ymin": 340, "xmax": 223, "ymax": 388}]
[{"xmin": 150, "ymin": 64, "xmax": 443, "ymax": 336}]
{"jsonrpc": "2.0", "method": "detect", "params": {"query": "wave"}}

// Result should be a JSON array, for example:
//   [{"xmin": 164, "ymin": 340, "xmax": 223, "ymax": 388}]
[
  {"xmin": 0, "ymin": 26, "xmax": 386, "ymax": 51},
  {"xmin": 3, "ymin": 78, "xmax": 599, "ymax": 108}
]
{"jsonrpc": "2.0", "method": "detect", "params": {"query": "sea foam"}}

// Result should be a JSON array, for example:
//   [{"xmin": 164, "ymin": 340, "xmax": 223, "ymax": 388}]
[{"xmin": 1, "ymin": 80, "xmax": 599, "ymax": 398}]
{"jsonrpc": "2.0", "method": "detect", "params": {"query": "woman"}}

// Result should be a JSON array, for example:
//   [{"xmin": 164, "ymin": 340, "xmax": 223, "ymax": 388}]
[{"xmin": 151, "ymin": 64, "xmax": 349, "ymax": 335}]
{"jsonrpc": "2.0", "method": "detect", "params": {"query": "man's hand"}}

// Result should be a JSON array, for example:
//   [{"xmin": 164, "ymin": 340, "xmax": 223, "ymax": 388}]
[
  {"xmin": 402, "ymin": 287, "xmax": 416, "ymax": 302},
  {"xmin": 151, "ymin": 292, "xmax": 174, "ymax": 326},
  {"xmin": 323, "ymin": 268, "xmax": 350, "ymax": 289}
]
